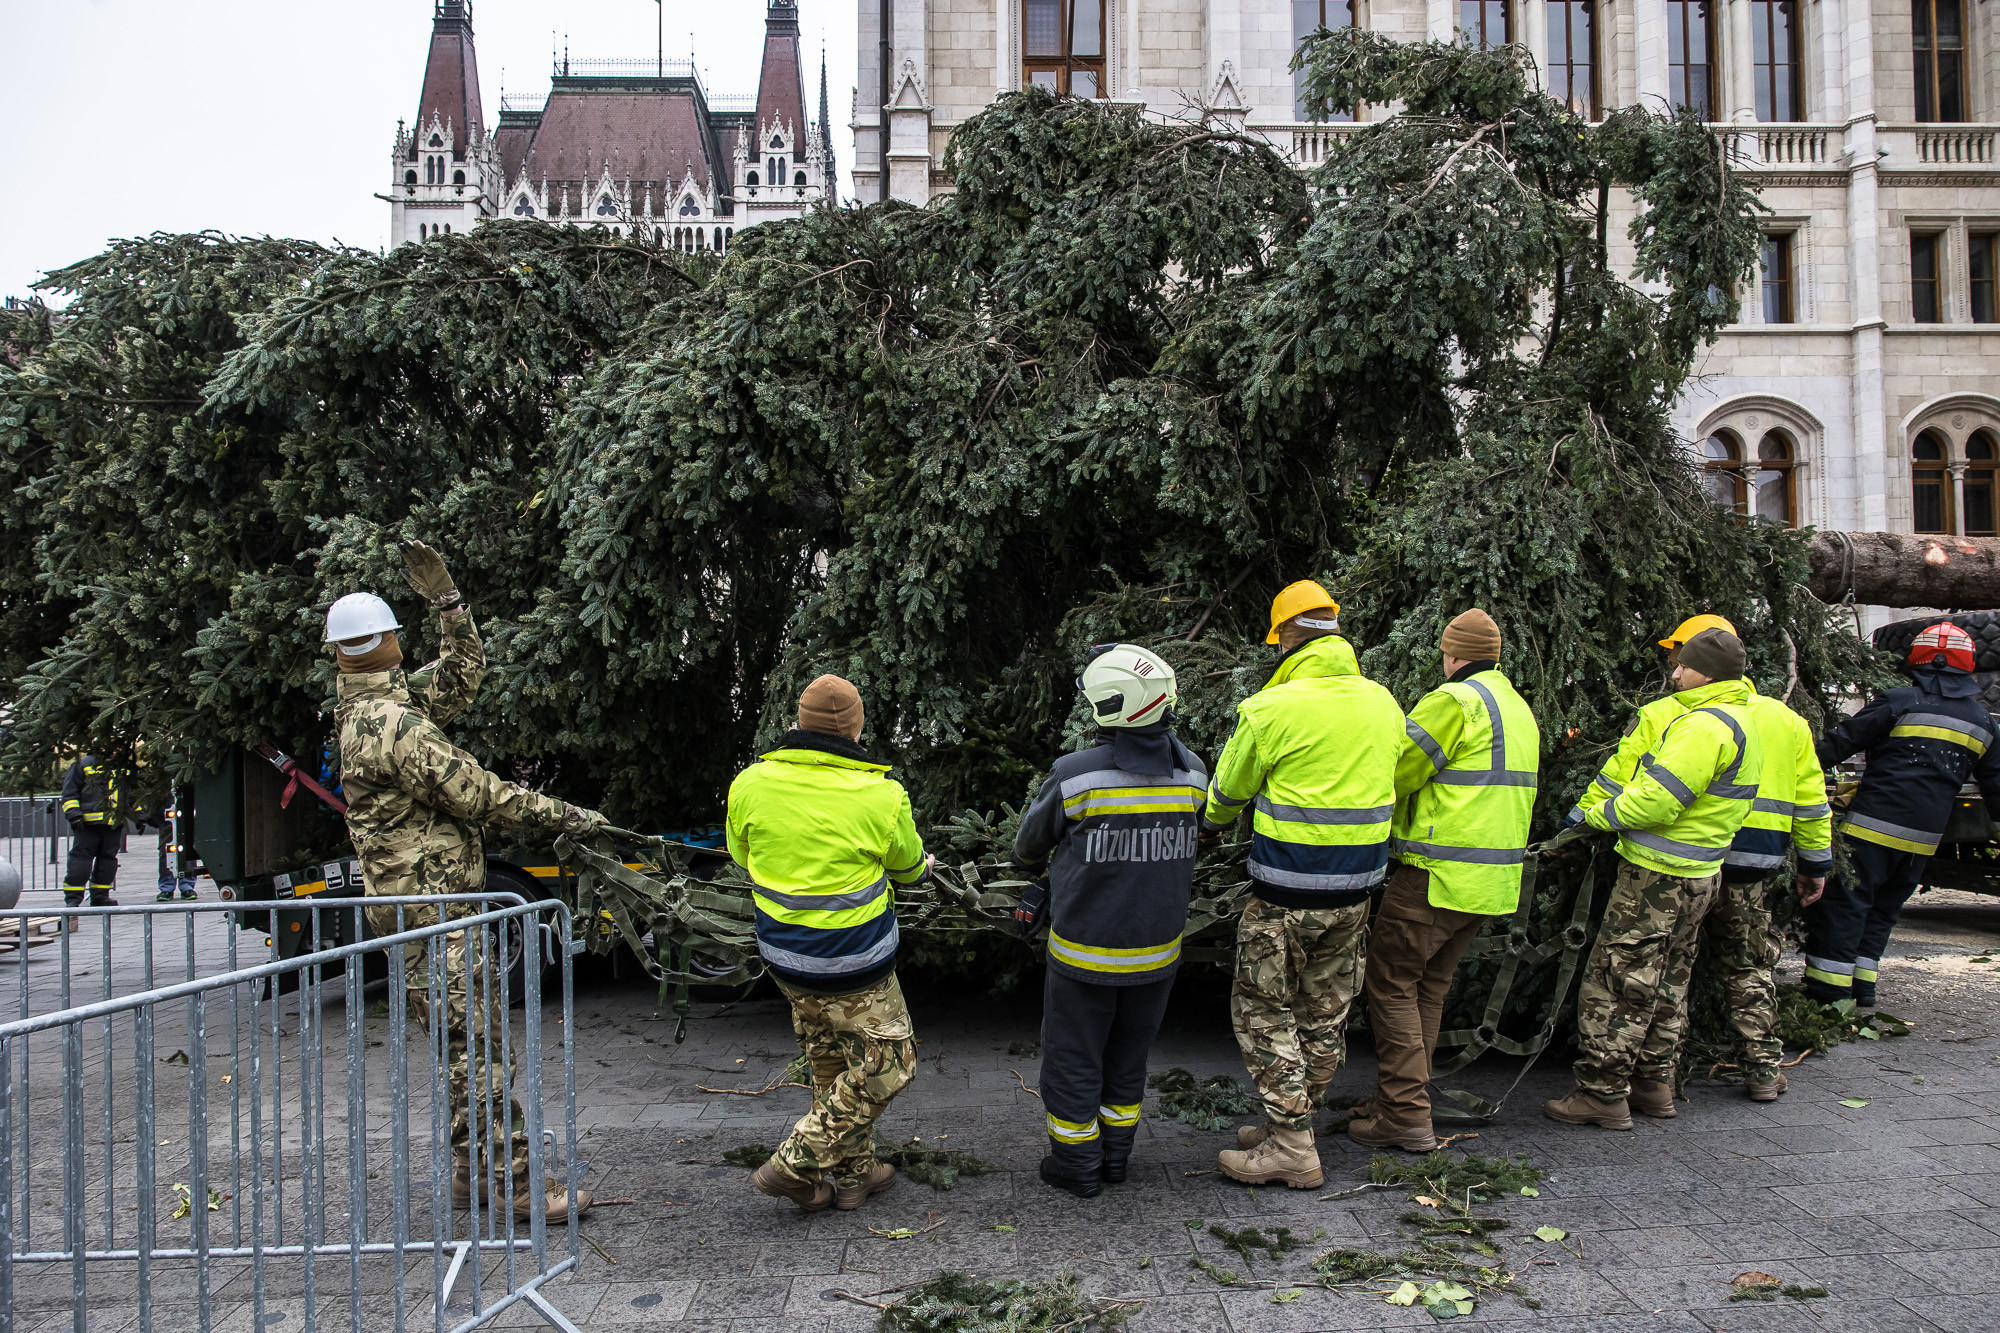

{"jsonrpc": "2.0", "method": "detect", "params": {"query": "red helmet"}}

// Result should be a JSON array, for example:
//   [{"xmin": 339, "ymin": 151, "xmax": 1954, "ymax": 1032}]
[{"xmin": 1909, "ymin": 622, "xmax": 1976, "ymax": 674}]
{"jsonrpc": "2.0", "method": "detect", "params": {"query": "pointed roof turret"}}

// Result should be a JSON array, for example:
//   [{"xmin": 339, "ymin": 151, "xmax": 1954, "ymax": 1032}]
[
  {"xmin": 818, "ymin": 46, "xmax": 836, "ymax": 185},
  {"xmin": 410, "ymin": 0, "xmax": 484, "ymax": 161},
  {"xmin": 753, "ymin": 0, "xmax": 807, "ymax": 160}
]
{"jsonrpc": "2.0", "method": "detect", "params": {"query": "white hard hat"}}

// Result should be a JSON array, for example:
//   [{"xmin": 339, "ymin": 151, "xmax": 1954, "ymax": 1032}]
[
  {"xmin": 323, "ymin": 593, "xmax": 402, "ymax": 652},
  {"xmin": 1078, "ymin": 643, "xmax": 1178, "ymax": 729}
]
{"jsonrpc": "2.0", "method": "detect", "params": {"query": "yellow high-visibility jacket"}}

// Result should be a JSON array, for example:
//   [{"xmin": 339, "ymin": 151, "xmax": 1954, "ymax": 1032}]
[{"xmin": 1581, "ymin": 678, "xmax": 1763, "ymax": 877}]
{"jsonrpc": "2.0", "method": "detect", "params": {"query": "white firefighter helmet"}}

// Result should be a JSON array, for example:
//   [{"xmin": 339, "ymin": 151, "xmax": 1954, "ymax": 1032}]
[
  {"xmin": 323, "ymin": 592, "xmax": 402, "ymax": 654},
  {"xmin": 1078, "ymin": 643, "xmax": 1178, "ymax": 728}
]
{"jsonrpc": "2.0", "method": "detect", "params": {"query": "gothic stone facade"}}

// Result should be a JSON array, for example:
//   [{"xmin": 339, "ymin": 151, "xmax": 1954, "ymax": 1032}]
[
  {"xmin": 388, "ymin": 1, "xmax": 835, "ymax": 258},
  {"xmin": 855, "ymin": 0, "xmax": 2000, "ymax": 549}
]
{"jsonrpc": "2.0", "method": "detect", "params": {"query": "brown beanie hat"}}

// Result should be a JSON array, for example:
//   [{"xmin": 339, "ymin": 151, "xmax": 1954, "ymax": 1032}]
[
  {"xmin": 1677, "ymin": 627, "xmax": 1746, "ymax": 681},
  {"xmin": 1440, "ymin": 608, "xmax": 1502, "ymax": 661},
  {"xmin": 798, "ymin": 674, "xmax": 865, "ymax": 738}
]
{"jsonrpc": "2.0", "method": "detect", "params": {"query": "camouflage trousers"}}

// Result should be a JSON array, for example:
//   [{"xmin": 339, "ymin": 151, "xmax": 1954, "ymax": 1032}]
[
  {"xmin": 1572, "ymin": 858, "xmax": 1721, "ymax": 1099},
  {"xmin": 1705, "ymin": 876, "xmax": 1784, "ymax": 1080},
  {"xmin": 364, "ymin": 896, "xmax": 530, "ymax": 1176},
  {"xmin": 772, "ymin": 973, "xmax": 918, "ymax": 1190},
  {"xmin": 1230, "ymin": 895, "xmax": 1369, "ymax": 1131}
]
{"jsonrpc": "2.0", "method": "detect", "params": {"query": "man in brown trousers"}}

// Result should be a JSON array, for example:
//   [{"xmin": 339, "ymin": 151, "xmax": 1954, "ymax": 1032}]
[{"xmin": 1353, "ymin": 609, "xmax": 1540, "ymax": 1150}]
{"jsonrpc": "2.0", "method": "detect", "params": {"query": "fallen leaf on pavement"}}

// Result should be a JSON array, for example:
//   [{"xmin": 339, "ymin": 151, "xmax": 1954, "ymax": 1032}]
[
  {"xmin": 1838, "ymin": 1097, "xmax": 1870, "ymax": 1108},
  {"xmin": 1533, "ymin": 1226, "xmax": 1567, "ymax": 1242}
]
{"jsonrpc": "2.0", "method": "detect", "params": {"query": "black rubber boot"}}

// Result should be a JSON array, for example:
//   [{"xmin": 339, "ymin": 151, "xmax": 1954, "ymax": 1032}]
[
  {"xmin": 1039, "ymin": 1155, "xmax": 1102, "ymax": 1199},
  {"xmin": 1100, "ymin": 1126, "xmax": 1135, "ymax": 1183}
]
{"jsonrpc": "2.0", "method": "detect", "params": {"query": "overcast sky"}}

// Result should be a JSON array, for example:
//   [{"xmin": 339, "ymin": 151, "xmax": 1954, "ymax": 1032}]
[{"xmin": 0, "ymin": 0, "xmax": 860, "ymax": 300}]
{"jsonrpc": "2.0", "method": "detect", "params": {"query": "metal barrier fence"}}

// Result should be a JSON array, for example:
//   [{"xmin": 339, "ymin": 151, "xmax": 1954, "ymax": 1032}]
[
  {"xmin": 0, "ymin": 797, "xmax": 68, "ymax": 899},
  {"xmin": 0, "ymin": 896, "xmax": 585, "ymax": 1333}
]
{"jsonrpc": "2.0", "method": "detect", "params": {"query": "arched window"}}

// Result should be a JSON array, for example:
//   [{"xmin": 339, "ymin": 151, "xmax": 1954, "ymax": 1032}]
[
  {"xmin": 1752, "ymin": 430, "xmax": 1796, "ymax": 525},
  {"xmin": 794, "ymin": 171, "xmax": 807, "ymax": 185},
  {"xmin": 405, "ymin": 169, "xmax": 418, "ymax": 185},
  {"xmin": 714, "ymin": 227, "xmax": 723, "ymax": 250},
  {"xmin": 768, "ymin": 156, "xmax": 781, "ymax": 181},
  {"xmin": 1914, "ymin": 430, "xmax": 1952, "ymax": 533},
  {"xmin": 655, "ymin": 227, "xmax": 665, "ymax": 245},
  {"xmin": 1701, "ymin": 432, "xmax": 1746, "ymax": 512},
  {"xmin": 746, "ymin": 170, "xmax": 759, "ymax": 187},
  {"xmin": 1966, "ymin": 431, "xmax": 1999, "ymax": 537},
  {"xmin": 453, "ymin": 170, "xmax": 465, "ymax": 186}
]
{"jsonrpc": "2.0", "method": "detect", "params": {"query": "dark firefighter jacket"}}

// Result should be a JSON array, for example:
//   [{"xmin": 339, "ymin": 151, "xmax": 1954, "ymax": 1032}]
[
  {"xmin": 1817, "ymin": 667, "xmax": 2000, "ymax": 857},
  {"xmin": 1013, "ymin": 726, "xmax": 1209, "ymax": 986},
  {"xmin": 61, "ymin": 756, "xmax": 123, "ymax": 826}
]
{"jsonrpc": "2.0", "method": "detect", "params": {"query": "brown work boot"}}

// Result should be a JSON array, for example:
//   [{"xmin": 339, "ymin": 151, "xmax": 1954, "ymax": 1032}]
[
  {"xmin": 834, "ymin": 1162, "xmax": 897, "ymax": 1211},
  {"xmin": 1236, "ymin": 1080, "xmax": 1336, "ymax": 1149},
  {"xmin": 1217, "ymin": 1127, "xmax": 1323, "ymax": 1189},
  {"xmin": 1629, "ymin": 1076, "xmax": 1677, "ymax": 1119},
  {"xmin": 450, "ymin": 1159, "xmax": 595, "ymax": 1221},
  {"xmin": 1745, "ymin": 1070, "xmax": 1788, "ymax": 1102},
  {"xmin": 1542, "ymin": 1087, "xmax": 1633, "ymax": 1130},
  {"xmin": 1347, "ymin": 1114, "xmax": 1438, "ymax": 1153},
  {"xmin": 752, "ymin": 1160, "xmax": 834, "ymax": 1212}
]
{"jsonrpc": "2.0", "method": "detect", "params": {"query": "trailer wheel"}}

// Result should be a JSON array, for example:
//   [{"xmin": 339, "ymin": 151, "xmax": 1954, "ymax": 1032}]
[{"xmin": 483, "ymin": 864, "xmax": 556, "ymax": 1009}]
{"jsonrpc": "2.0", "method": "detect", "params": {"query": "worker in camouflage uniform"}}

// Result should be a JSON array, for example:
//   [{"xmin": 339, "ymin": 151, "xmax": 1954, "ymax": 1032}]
[{"xmin": 330, "ymin": 541, "xmax": 606, "ymax": 1222}]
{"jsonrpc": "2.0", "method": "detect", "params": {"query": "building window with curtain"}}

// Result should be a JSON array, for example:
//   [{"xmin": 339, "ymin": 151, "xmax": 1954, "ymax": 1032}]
[
  {"xmin": 1294, "ymin": 1, "xmax": 1358, "ymax": 121},
  {"xmin": 1548, "ymin": 2, "xmax": 1595, "ymax": 117},
  {"xmin": 1973, "ymin": 233, "xmax": 1997, "ymax": 324},
  {"xmin": 1668, "ymin": 2, "xmax": 1716, "ymax": 119},
  {"xmin": 1913, "ymin": 431, "xmax": 1952, "ymax": 533},
  {"xmin": 1751, "ymin": 1, "xmax": 1800, "ymax": 121},
  {"xmin": 1024, "ymin": 0, "xmax": 1106, "ymax": 98},
  {"xmin": 1702, "ymin": 432, "xmax": 1747, "ymax": 512},
  {"xmin": 1762, "ymin": 234, "xmax": 1795, "ymax": 323},
  {"xmin": 1912, "ymin": 233, "xmax": 1943, "ymax": 323},
  {"xmin": 1753, "ymin": 431, "xmax": 1797, "ymax": 525},
  {"xmin": 1460, "ymin": 1, "xmax": 1510, "ymax": 48},
  {"xmin": 1913, "ymin": 0, "xmax": 1965, "ymax": 123},
  {"xmin": 1967, "ymin": 432, "xmax": 2000, "ymax": 536}
]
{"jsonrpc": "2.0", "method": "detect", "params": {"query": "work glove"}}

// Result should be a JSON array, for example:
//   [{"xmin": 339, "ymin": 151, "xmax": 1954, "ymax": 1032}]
[
  {"xmin": 559, "ymin": 804, "xmax": 609, "ymax": 838},
  {"xmin": 398, "ymin": 541, "xmax": 462, "ymax": 611},
  {"xmin": 1011, "ymin": 880, "xmax": 1050, "ymax": 940}
]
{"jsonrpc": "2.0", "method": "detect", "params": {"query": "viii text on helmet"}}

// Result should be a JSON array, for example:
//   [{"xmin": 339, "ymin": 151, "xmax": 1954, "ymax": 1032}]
[{"xmin": 1079, "ymin": 644, "xmax": 1178, "ymax": 728}]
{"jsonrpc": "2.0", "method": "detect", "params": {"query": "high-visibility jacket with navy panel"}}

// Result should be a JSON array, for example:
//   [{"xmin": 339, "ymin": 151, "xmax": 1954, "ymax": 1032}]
[
  {"xmin": 61, "ymin": 756, "xmax": 122, "ymax": 826},
  {"xmin": 1390, "ymin": 664, "xmax": 1541, "ymax": 915},
  {"xmin": 1724, "ymin": 685, "xmax": 1834, "ymax": 882},
  {"xmin": 1202, "ymin": 636, "xmax": 1405, "ymax": 908},
  {"xmin": 1581, "ymin": 678, "xmax": 1763, "ymax": 877},
  {"xmin": 725, "ymin": 732, "xmax": 931, "ymax": 994},
  {"xmin": 1817, "ymin": 666, "xmax": 2000, "ymax": 857},
  {"xmin": 1013, "ymin": 728, "xmax": 1208, "ymax": 985}
]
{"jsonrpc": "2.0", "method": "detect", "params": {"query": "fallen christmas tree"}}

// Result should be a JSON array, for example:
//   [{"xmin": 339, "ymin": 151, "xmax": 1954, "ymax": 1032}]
[{"xmin": 1, "ymin": 33, "xmax": 1890, "ymax": 1076}]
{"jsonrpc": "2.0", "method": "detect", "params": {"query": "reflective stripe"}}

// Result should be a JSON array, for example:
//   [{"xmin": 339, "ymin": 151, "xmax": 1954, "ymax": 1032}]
[
  {"xmin": 1047, "ymin": 1114, "xmax": 1099, "ymax": 1143},
  {"xmin": 1722, "ymin": 849, "xmax": 1787, "ymax": 869},
  {"xmin": 1595, "ymin": 776, "xmax": 1625, "ymax": 796},
  {"xmin": 1061, "ymin": 767, "xmax": 1208, "ymax": 798},
  {"xmin": 1688, "ymin": 706, "xmax": 1753, "ymax": 794},
  {"xmin": 1890, "ymin": 723, "xmax": 1990, "ymax": 755},
  {"xmin": 1565, "ymin": 804, "xmax": 1586, "ymax": 824},
  {"xmin": 1896, "ymin": 710, "xmax": 1993, "ymax": 746},
  {"xmin": 1430, "ymin": 769, "xmax": 1539, "ymax": 788},
  {"xmin": 1597, "ymin": 797, "xmax": 1628, "ymax": 831},
  {"xmin": 1390, "ymin": 839, "xmax": 1526, "ymax": 866},
  {"xmin": 1247, "ymin": 860, "xmax": 1387, "ymax": 892},
  {"xmin": 1098, "ymin": 1103, "xmax": 1141, "ymax": 1128},
  {"xmin": 1407, "ymin": 719, "xmax": 1448, "ymax": 774},
  {"xmin": 1706, "ymin": 780, "xmax": 1759, "ymax": 799},
  {"xmin": 1752, "ymin": 796, "xmax": 1830, "ymax": 818},
  {"xmin": 1642, "ymin": 757, "xmax": 1697, "ymax": 807},
  {"xmin": 1804, "ymin": 965, "xmax": 1853, "ymax": 988},
  {"xmin": 756, "ymin": 918, "xmax": 900, "ymax": 975},
  {"xmin": 1208, "ymin": 785, "xmax": 1252, "ymax": 811},
  {"xmin": 753, "ymin": 875, "xmax": 889, "ymax": 913},
  {"xmin": 1065, "ymin": 789, "xmax": 1204, "ymax": 818},
  {"xmin": 1853, "ymin": 964, "xmax": 1879, "ymax": 983},
  {"xmin": 1854, "ymin": 955, "xmax": 1879, "ymax": 970},
  {"xmin": 1047, "ymin": 932, "xmax": 1183, "ymax": 974},
  {"xmin": 1794, "ymin": 802, "xmax": 1831, "ymax": 819},
  {"xmin": 1255, "ymin": 796, "xmax": 1393, "ymax": 825},
  {"xmin": 1804, "ymin": 954, "xmax": 1854, "ymax": 977},
  {"xmin": 1466, "ymin": 679, "xmax": 1509, "ymax": 770},
  {"xmin": 1842, "ymin": 813, "xmax": 1942, "ymax": 855},
  {"xmin": 1623, "ymin": 830, "xmax": 1725, "ymax": 862}
]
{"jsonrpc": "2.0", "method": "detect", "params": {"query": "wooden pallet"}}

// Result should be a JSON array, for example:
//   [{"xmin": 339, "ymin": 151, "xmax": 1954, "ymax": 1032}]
[{"xmin": 0, "ymin": 916, "xmax": 63, "ymax": 950}]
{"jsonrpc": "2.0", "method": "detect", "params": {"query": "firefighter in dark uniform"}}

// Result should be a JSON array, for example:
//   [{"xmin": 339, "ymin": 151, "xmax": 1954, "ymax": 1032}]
[
  {"xmin": 1812, "ymin": 622, "xmax": 2000, "ymax": 1007},
  {"xmin": 1013, "ymin": 644, "xmax": 1208, "ymax": 1198},
  {"xmin": 60, "ymin": 750, "xmax": 128, "ymax": 909}
]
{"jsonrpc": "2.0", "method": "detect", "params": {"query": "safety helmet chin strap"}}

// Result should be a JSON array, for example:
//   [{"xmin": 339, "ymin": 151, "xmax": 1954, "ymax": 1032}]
[
  {"xmin": 1294, "ymin": 615, "xmax": 1339, "ymax": 631},
  {"xmin": 336, "ymin": 633, "xmax": 383, "ymax": 656}
]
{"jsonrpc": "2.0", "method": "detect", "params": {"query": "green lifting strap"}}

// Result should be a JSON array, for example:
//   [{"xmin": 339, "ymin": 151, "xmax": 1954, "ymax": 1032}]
[{"xmin": 1427, "ymin": 822, "xmax": 1604, "ymax": 1123}]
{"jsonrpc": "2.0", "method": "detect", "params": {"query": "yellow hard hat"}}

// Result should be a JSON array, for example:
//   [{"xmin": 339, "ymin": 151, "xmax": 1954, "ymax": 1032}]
[
  {"xmin": 1657, "ymin": 614, "xmax": 1737, "ymax": 650},
  {"xmin": 1266, "ymin": 580, "xmax": 1341, "ymax": 645}
]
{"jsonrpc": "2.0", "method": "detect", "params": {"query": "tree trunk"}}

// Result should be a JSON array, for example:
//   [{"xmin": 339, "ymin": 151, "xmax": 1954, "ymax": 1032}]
[{"xmin": 1808, "ymin": 531, "xmax": 2000, "ymax": 609}]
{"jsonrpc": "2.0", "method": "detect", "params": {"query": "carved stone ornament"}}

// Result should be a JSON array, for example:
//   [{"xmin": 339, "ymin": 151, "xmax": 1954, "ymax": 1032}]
[{"xmin": 1953, "ymin": 414, "xmax": 1966, "ymax": 429}]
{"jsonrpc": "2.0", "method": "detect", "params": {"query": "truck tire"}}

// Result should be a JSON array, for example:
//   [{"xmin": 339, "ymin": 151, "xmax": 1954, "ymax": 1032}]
[
  {"xmin": 483, "ymin": 863, "xmax": 557, "ymax": 1008},
  {"xmin": 1874, "ymin": 611, "xmax": 2000, "ymax": 672}
]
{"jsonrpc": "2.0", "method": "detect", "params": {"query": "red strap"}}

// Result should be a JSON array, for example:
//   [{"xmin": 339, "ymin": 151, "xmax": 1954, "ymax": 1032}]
[{"xmin": 253, "ymin": 744, "xmax": 349, "ymax": 816}]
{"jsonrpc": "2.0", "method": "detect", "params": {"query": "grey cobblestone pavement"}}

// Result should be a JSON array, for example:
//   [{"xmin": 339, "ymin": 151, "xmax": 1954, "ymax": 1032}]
[{"xmin": 6, "ymin": 840, "xmax": 1999, "ymax": 1331}]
